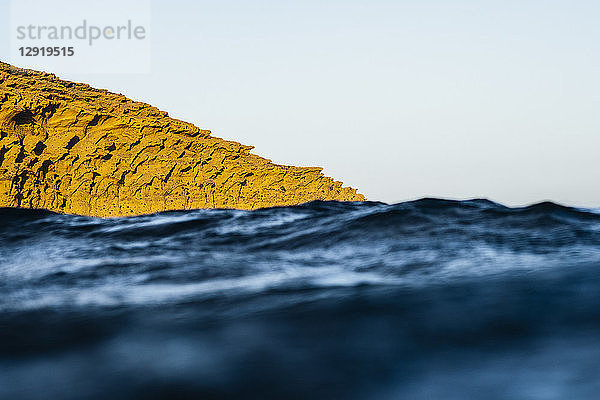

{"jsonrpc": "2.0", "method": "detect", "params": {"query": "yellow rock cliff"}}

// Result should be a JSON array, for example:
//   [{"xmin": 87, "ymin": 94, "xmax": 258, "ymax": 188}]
[{"xmin": 0, "ymin": 62, "xmax": 365, "ymax": 217}]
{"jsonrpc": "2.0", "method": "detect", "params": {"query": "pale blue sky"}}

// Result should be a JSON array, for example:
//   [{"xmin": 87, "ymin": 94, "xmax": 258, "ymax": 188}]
[{"xmin": 2, "ymin": 0, "xmax": 600, "ymax": 206}]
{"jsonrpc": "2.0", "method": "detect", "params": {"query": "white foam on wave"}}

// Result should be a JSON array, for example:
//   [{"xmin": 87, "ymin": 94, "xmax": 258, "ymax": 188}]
[{"xmin": 1, "ymin": 265, "xmax": 398, "ymax": 311}]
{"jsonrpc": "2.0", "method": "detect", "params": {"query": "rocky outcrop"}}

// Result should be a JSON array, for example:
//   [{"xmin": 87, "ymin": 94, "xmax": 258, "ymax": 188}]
[{"xmin": 0, "ymin": 62, "xmax": 364, "ymax": 217}]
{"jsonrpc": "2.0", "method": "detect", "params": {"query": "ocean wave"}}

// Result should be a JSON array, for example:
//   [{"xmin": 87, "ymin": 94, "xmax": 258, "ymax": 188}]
[{"xmin": 2, "ymin": 199, "xmax": 600, "ymax": 399}]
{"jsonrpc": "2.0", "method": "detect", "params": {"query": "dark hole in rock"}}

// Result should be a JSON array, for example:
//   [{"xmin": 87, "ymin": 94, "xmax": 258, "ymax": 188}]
[
  {"xmin": 15, "ymin": 147, "xmax": 26, "ymax": 163},
  {"xmin": 33, "ymin": 141, "xmax": 46, "ymax": 156},
  {"xmin": 65, "ymin": 136, "xmax": 80, "ymax": 150},
  {"xmin": 88, "ymin": 115, "xmax": 102, "ymax": 127},
  {"xmin": 41, "ymin": 103, "xmax": 60, "ymax": 119},
  {"xmin": 0, "ymin": 146, "xmax": 7, "ymax": 167},
  {"xmin": 12, "ymin": 110, "xmax": 35, "ymax": 125},
  {"xmin": 39, "ymin": 160, "xmax": 52, "ymax": 179}
]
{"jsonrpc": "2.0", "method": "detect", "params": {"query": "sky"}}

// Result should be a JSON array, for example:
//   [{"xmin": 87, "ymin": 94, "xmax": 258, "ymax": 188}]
[{"xmin": 1, "ymin": 0, "xmax": 600, "ymax": 207}]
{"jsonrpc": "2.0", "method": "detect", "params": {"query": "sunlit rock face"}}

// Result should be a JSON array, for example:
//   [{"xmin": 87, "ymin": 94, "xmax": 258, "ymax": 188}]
[{"xmin": 0, "ymin": 62, "xmax": 364, "ymax": 217}]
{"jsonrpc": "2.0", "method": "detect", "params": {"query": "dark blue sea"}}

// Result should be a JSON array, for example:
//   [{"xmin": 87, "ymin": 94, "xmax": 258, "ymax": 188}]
[{"xmin": 2, "ymin": 199, "xmax": 600, "ymax": 399}]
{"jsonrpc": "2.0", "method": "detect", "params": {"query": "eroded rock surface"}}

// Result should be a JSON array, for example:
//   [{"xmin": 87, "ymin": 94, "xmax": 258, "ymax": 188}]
[{"xmin": 0, "ymin": 62, "xmax": 364, "ymax": 216}]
